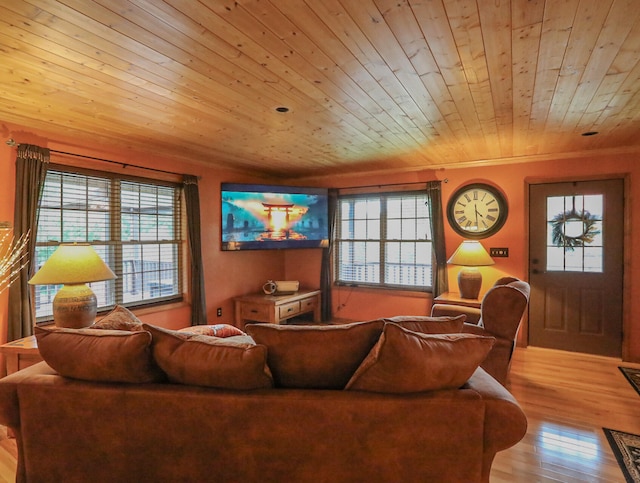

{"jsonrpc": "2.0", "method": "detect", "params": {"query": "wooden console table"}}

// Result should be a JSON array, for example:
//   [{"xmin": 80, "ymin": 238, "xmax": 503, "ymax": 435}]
[{"xmin": 234, "ymin": 289, "xmax": 321, "ymax": 329}]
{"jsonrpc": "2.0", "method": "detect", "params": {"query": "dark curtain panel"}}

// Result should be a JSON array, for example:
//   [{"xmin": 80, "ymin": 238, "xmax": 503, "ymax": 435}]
[
  {"xmin": 320, "ymin": 188, "xmax": 338, "ymax": 322},
  {"xmin": 426, "ymin": 181, "xmax": 448, "ymax": 297},
  {"xmin": 183, "ymin": 175, "xmax": 208, "ymax": 326},
  {"xmin": 8, "ymin": 145, "xmax": 49, "ymax": 341}
]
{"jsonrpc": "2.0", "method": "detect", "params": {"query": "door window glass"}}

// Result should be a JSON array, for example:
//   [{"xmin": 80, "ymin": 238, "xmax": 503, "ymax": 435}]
[{"xmin": 546, "ymin": 195, "xmax": 603, "ymax": 272}]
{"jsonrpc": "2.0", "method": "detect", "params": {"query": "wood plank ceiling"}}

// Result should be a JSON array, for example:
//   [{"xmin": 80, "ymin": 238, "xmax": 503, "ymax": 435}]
[{"xmin": 1, "ymin": 0, "xmax": 639, "ymax": 178}]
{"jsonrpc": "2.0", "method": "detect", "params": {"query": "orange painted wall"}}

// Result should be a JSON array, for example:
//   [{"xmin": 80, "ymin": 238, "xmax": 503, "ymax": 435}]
[
  {"xmin": 0, "ymin": 122, "xmax": 285, "ymax": 341},
  {"xmin": 286, "ymin": 153, "xmax": 640, "ymax": 362},
  {"xmin": 0, "ymin": 138, "xmax": 15, "ymax": 349},
  {"xmin": 1, "ymin": 120, "xmax": 638, "ymax": 362}
]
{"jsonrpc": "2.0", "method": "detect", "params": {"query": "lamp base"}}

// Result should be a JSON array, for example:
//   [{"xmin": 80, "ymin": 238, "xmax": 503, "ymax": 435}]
[
  {"xmin": 53, "ymin": 284, "xmax": 97, "ymax": 328},
  {"xmin": 458, "ymin": 267, "xmax": 482, "ymax": 300}
]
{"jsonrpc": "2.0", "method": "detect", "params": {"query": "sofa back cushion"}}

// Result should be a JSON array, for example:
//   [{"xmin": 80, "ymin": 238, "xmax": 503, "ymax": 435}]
[
  {"xmin": 35, "ymin": 326, "xmax": 164, "ymax": 383},
  {"xmin": 383, "ymin": 315, "xmax": 466, "ymax": 334},
  {"xmin": 346, "ymin": 323, "xmax": 495, "ymax": 393},
  {"xmin": 245, "ymin": 320, "xmax": 384, "ymax": 389},
  {"xmin": 143, "ymin": 324, "xmax": 273, "ymax": 390}
]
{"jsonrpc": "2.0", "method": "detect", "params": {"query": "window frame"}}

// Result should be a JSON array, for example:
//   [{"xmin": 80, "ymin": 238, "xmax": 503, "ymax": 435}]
[
  {"xmin": 33, "ymin": 164, "xmax": 184, "ymax": 322},
  {"xmin": 334, "ymin": 190, "xmax": 433, "ymax": 292}
]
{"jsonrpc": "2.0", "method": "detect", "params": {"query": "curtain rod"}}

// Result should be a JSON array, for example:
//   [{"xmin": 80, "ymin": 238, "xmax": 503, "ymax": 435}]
[
  {"xmin": 6, "ymin": 139, "xmax": 197, "ymax": 179},
  {"xmin": 338, "ymin": 180, "xmax": 440, "ymax": 190},
  {"xmin": 50, "ymin": 149, "xmax": 194, "ymax": 178}
]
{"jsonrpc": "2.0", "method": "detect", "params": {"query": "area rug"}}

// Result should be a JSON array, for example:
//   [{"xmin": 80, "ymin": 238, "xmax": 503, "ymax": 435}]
[
  {"xmin": 603, "ymin": 428, "xmax": 640, "ymax": 483},
  {"xmin": 620, "ymin": 367, "xmax": 640, "ymax": 396}
]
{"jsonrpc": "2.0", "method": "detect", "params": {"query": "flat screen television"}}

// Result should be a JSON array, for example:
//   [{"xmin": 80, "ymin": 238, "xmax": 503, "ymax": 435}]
[{"xmin": 221, "ymin": 183, "xmax": 329, "ymax": 251}]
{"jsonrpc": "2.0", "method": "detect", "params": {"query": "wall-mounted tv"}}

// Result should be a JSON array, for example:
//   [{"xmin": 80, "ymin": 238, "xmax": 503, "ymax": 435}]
[{"xmin": 221, "ymin": 183, "xmax": 329, "ymax": 251}]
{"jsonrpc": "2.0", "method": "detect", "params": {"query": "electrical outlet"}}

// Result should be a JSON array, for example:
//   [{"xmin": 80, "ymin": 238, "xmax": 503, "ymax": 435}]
[
  {"xmin": 490, "ymin": 247, "xmax": 509, "ymax": 257},
  {"xmin": 216, "ymin": 307, "xmax": 222, "ymax": 317}
]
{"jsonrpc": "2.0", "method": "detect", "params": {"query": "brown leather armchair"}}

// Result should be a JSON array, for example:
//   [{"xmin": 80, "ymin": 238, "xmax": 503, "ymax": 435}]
[{"xmin": 431, "ymin": 277, "xmax": 530, "ymax": 386}]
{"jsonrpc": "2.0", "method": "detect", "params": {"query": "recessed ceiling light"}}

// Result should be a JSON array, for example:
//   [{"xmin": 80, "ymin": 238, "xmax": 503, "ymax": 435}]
[
  {"xmin": 275, "ymin": 106, "xmax": 289, "ymax": 113},
  {"xmin": 581, "ymin": 131, "xmax": 599, "ymax": 136}
]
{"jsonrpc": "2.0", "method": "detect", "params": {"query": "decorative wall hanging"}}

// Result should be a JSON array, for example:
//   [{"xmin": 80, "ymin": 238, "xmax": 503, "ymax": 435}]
[{"xmin": 550, "ymin": 197, "xmax": 600, "ymax": 251}]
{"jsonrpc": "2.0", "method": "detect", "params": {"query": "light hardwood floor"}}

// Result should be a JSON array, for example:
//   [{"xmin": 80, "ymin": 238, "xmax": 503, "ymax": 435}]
[
  {"xmin": 492, "ymin": 347, "xmax": 640, "ymax": 482},
  {"xmin": 0, "ymin": 347, "xmax": 637, "ymax": 482},
  {"xmin": 0, "ymin": 427, "xmax": 16, "ymax": 483}
]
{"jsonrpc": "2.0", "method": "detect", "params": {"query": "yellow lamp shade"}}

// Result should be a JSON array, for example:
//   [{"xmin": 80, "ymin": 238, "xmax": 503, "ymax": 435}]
[
  {"xmin": 29, "ymin": 243, "xmax": 116, "ymax": 285},
  {"xmin": 447, "ymin": 240, "xmax": 495, "ymax": 267}
]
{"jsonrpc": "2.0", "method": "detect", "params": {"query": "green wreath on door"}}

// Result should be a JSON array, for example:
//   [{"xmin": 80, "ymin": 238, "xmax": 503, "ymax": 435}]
[{"xmin": 550, "ymin": 209, "xmax": 600, "ymax": 251}]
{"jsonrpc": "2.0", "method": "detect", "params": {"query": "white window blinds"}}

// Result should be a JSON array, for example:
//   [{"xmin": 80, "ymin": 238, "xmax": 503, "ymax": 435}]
[
  {"xmin": 34, "ymin": 168, "xmax": 183, "ymax": 320},
  {"xmin": 335, "ymin": 191, "xmax": 432, "ymax": 290}
]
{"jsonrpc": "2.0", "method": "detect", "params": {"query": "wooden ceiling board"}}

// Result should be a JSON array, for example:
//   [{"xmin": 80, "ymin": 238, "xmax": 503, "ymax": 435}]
[
  {"xmin": 375, "ymin": 0, "xmax": 465, "ymax": 160},
  {"xmin": 202, "ymin": 1, "xmax": 414, "ymax": 164},
  {"xmin": 0, "ymin": 0, "xmax": 639, "ymax": 177},
  {"xmin": 572, "ymin": 1, "xmax": 640, "ymax": 136},
  {"xmin": 301, "ymin": 1, "xmax": 431, "ymax": 154}
]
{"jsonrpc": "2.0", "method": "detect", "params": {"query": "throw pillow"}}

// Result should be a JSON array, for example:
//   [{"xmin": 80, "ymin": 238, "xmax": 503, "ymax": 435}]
[
  {"xmin": 92, "ymin": 305, "xmax": 144, "ymax": 332},
  {"xmin": 177, "ymin": 324, "xmax": 245, "ymax": 338},
  {"xmin": 245, "ymin": 320, "xmax": 384, "ymax": 389},
  {"xmin": 143, "ymin": 324, "xmax": 273, "ymax": 390},
  {"xmin": 384, "ymin": 315, "xmax": 466, "ymax": 334},
  {"xmin": 35, "ymin": 326, "xmax": 164, "ymax": 383},
  {"xmin": 345, "ymin": 323, "xmax": 495, "ymax": 393}
]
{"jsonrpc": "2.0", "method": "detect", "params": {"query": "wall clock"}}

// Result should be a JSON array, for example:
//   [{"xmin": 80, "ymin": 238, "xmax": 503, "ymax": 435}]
[{"xmin": 446, "ymin": 183, "xmax": 508, "ymax": 239}]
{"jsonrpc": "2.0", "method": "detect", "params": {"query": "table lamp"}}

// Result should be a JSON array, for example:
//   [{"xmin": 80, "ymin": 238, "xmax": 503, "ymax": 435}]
[
  {"xmin": 29, "ymin": 243, "xmax": 117, "ymax": 328},
  {"xmin": 447, "ymin": 240, "xmax": 495, "ymax": 299}
]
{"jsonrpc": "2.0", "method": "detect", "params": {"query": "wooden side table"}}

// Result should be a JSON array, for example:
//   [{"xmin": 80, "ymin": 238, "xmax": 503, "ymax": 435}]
[
  {"xmin": 0, "ymin": 335, "xmax": 42, "ymax": 439},
  {"xmin": 433, "ymin": 292, "xmax": 482, "ymax": 309},
  {"xmin": 0, "ymin": 335, "xmax": 42, "ymax": 376},
  {"xmin": 432, "ymin": 292, "xmax": 482, "ymax": 325},
  {"xmin": 234, "ymin": 289, "xmax": 321, "ymax": 330}
]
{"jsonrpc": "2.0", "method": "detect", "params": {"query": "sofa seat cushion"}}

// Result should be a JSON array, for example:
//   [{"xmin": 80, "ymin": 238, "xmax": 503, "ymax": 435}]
[
  {"xmin": 383, "ymin": 315, "xmax": 466, "ymax": 334},
  {"xmin": 346, "ymin": 323, "xmax": 495, "ymax": 393},
  {"xmin": 245, "ymin": 320, "xmax": 384, "ymax": 389},
  {"xmin": 35, "ymin": 326, "xmax": 164, "ymax": 383},
  {"xmin": 143, "ymin": 324, "xmax": 273, "ymax": 390}
]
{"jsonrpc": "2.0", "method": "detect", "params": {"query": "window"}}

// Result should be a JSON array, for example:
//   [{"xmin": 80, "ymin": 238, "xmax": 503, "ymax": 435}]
[
  {"xmin": 34, "ymin": 167, "xmax": 183, "ymax": 321},
  {"xmin": 545, "ymin": 194, "xmax": 603, "ymax": 273},
  {"xmin": 335, "ymin": 191, "xmax": 432, "ymax": 290}
]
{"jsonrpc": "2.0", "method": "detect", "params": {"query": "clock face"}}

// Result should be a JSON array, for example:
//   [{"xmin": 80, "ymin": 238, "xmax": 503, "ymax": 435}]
[{"xmin": 447, "ymin": 183, "xmax": 508, "ymax": 239}]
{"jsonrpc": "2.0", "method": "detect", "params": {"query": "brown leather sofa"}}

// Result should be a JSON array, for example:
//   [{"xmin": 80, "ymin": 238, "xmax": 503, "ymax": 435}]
[
  {"xmin": 431, "ymin": 277, "xmax": 531, "ymax": 385},
  {"xmin": 0, "ymin": 362, "xmax": 526, "ymax": 483}
]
